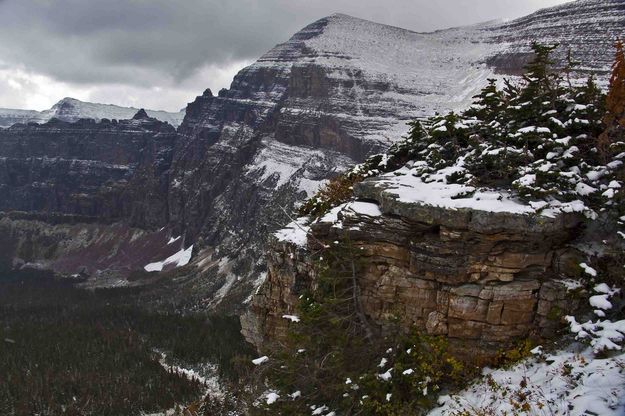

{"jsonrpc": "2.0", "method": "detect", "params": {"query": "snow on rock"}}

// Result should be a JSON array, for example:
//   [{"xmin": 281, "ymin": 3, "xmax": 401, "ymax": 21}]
[
  {"xmin": 363, "ymin": 163, "xmax": 593, "ymax": 219},
  {"xmin": 428, "ymin": 347, "xmax": 625, "ymax": 416},
  {"xmin": 595, "ymin": 283, "xmax": 619, "ymax": 296},
  {"xmin": 251, "ymin": 13, "xmax": 506, "ymax": 149},
  {"xmin": 246, "ymin": 138, "xmax": 353, "ymax": 195},
  {"xmin": 378, "ymin": 369, "xmax": 392, "ymax": 381},
  {"xmin": 318, "ymin": 204, "xmax": 348, "ymax": 225},
  {"xmin": 266, "ymin": 392, "xmax": 280, "ymax": 405},
  {"xmin": 372, "ymin": 167, "xmax": 535, "ymax": 215},
  {"xmin": 282, "ymin": 314, "xmax": 301, "ymax": 323},
  {"xmin": 566, "ymin": 316, "xmax": 625, "ymax": 354},
  {"xmin": 554, "ymin": 278, "xmax": 583, "ymax": 291},
  {"xmin": 311, "ymin": 405, "xmax": 329, "ymax": 415},
  {"xmin": 290, "ymin": 391, "xmax": 302, "ymax": 399},
  {"xmin": 589, "ymin": 294, "xmax": 613, "ymax": 310},
  {"xmin": 252, "ymin": 356, "xmax": 269, "ymax": 365},
  {"xmin": 345, "ymin": 201, "xmax": 382, "ymax": 217},
  {"xmin": 580, "ymin": 262, "xmax": 598, "ymax": 277},
  {"xmin": 274, "ymin": 217, "xmax": 310, "ymax": 247},
  {"xmin": 144, "ymin": 245, "xmax": 194, "ymax": 272}
]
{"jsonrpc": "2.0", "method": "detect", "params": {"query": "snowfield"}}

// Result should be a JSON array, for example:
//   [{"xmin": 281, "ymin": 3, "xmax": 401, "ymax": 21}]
[{"xmin": 144, "ymin": 245, "xmax": 194, "ymax": 272}]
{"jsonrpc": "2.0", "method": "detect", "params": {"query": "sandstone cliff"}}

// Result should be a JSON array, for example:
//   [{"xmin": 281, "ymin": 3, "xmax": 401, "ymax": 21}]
[{"xmin": 242, "ymin": 176, "xmax": 591, "ymax": 358}]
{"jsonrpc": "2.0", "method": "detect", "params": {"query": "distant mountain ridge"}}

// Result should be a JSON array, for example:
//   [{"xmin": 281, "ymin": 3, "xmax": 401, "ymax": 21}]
[{"xmin": 0, "ymin": 97, "xmax": 185, "ymax": 128}]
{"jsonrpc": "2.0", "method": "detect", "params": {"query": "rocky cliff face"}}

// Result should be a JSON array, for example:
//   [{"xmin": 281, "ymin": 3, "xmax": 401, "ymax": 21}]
[
  {"xmin": 242, "ymin": 179, "xmax": 588, "ymax": 359},
  {"xmin": 0, "ymin": 113, "xmax": 177, "ymax": 228},
  {"xmin": 487, "ymin": 0, "xmax": 625, "ymax": 76},
  {"xmin": 0, "ymin": 0, "xmax": 621, "ymax": 306},
  {"xmin": 0, "ymin": 214, "xmax": 176, "ymax": 283}
]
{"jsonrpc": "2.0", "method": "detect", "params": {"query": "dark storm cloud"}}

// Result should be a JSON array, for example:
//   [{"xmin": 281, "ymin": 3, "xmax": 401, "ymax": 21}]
[{"xmin": 0, "ymin": 0, "xmax": 570, "ymax": 88}]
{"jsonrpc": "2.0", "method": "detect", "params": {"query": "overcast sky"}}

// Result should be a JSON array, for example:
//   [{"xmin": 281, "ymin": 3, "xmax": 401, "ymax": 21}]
[{"xmin": 0, "ymin": 0, "xmax": 571, "ymax": 112}]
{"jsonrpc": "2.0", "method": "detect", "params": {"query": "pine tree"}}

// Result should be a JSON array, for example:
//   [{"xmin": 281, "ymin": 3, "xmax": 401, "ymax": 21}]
[
  {"xmin": 598, "ymin": 39, "xmax": 625, "ymax": 160},
  {"xmin": 516, "ymin": 42, "xmax": 561, "ymax": 117},
  {"xmin": 563, "ymin": 49, "xmax": 580, "ymax": 88}
]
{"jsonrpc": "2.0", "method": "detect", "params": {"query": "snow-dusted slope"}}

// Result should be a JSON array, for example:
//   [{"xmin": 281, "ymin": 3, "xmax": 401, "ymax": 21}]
[
  {"xmin": 150, "ymin": 0, "xmax": 624, "ymax": 308},
  {"xmin": 488, "ymin": 0, "xmax": 625, "ymax": 75},
  {"xmin": 429, "ymin": 347, "xmax": 625, "ymax": 416},
  {"xmin": 242, "ymin": 14, "xmax": 501, "ymax": 152},
  {"xmin": 0, "ymin": 108, "xmax": 47, "ymax": 127},
  {"xmin": 1, "ymin": 0, "xmax": 621, "ymax": 307},
  {"xmin": 0, "ymin": 97, "xmax": 185, "ymax": 128},
  {"xmin": 235, "ymin": 0, "xmax": 621, "ymax": 153}
]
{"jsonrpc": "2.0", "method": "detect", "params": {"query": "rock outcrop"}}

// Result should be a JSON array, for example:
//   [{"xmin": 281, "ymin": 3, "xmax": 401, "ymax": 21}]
[
  {"xmin": 160, "ymin": 0, "xmax": 621, "ymax": 307},
  {"xmin": 242, "ymin": 179, "xmax": 587, "ymax": 359},
  {"xmin": 487, "ymin": 0, "xmax": 625, "ymax": 76}
]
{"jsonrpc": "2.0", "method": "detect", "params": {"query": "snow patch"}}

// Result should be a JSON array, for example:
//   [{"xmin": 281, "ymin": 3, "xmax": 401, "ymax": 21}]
[{"xmin": 144, "ymin": 245, "xmax": 193, "ymax": 272}]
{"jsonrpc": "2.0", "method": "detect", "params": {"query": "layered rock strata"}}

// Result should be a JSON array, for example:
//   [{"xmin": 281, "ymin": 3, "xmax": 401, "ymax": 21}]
[
  {"xmin": 0, "ymin": 113, "xmax": 177, "ymax": 229},
  {"xmin": 1, "ymin": 0, "xmax": 622, "ymax": 306},
  {"xmin": 243, "ymin": 179, "xmax": 587, "ymax": 359}
]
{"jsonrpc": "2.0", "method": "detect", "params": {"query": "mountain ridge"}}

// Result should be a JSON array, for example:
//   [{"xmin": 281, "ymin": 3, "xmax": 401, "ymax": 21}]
[{"xmin": 0, "ymin": 97, "xmax": 186, "ymax": 128}]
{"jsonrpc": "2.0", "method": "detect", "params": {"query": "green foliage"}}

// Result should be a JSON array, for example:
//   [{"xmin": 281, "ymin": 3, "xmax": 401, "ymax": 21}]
[
  {"xmin": 495, "ymin": 339, "xmax": 535, "ymax": 369},
  {"xmin": 252, "ymin": 239, "xmax": 375, "ymax": 414},
  {"xmin": 354, "ymin": 332, "xmax": 466, "ymax": 416},
  {"xmin": 252, "ymin": 41, "xmax": 625, "ymax": 415}
]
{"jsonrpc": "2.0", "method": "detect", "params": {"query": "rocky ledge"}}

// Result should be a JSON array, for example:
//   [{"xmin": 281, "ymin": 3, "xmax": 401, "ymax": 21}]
[{"xmin": 242, "ymin": 178, "xmax": 588, "ymax": 361}]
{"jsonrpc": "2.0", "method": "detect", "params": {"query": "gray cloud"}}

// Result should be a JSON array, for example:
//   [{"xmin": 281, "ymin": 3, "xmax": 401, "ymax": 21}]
[{"xmin": 0, "ymin": 0, "xmax": 570, "ymax": 110}]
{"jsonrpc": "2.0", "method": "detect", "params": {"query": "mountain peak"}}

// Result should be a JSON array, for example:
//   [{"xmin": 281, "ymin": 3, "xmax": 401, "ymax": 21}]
[
  {"xmin": 52, "ymin": 97, "xmax": 81, "ymax": 109},
  {"xmin": 132, "ymin": 109, "xmax": 150, "ymax": 120},
  {"xmin": 326, "ymin": 12, "xmax": 358, "ymax": 20}
]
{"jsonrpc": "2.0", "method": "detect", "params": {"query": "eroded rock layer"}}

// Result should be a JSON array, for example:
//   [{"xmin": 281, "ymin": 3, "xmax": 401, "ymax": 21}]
[
  {"xmin": 0, "ymin": 115, "xmax": 176, "ymax": 229},
  {"xmin": 243, "ymin": 180, "xmax": 587, "ymax": 358}
]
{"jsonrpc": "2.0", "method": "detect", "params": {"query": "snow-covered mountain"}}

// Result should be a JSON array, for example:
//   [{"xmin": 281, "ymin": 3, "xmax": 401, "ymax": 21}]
[
  {"xmin": 0, "ymin": 97, "xmax": 185, "ymax": 128},
  {"xmin": 165, "ymin": 0, "xmax": 623, "ymax": 306},
  {"xmin": 0, "ymin": 0, "xmax": 622, "ymax": 308}
]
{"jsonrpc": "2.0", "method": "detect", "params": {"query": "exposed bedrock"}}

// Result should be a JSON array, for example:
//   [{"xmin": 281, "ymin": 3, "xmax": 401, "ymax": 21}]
[
  {"xmin": 0, "ymin": 0, "xmax": 622, "ymax": 307},
  {"xmin": 242, "ymin": 180, "xmax": 588, "ymax": 360},
  {"xmin": 0, "ymin": 116, "xmax": 177, "ymax": 229}
]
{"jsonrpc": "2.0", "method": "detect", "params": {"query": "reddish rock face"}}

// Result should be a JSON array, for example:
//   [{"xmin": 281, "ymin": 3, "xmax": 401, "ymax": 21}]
[{"xmin": 242, "ymin": 180, "xmax": 587, "ymax": 361}]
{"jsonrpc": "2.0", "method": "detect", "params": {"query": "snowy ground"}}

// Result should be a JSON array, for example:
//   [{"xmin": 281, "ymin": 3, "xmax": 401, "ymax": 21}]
[{"xmin": 429, "ymin": 345, "xmax": 625, "ymax": 416}]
